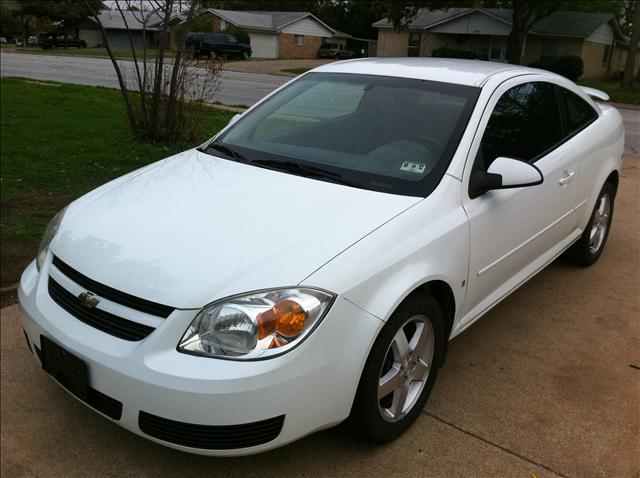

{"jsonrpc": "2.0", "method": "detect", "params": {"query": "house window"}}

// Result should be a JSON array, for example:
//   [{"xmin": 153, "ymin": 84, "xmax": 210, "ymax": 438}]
[
  {"xmin": 602, "ymin": 44, "xmax": 612, "ymax": 65},
  {"xmin": 219, "ymin": 19, "xmax": 226, "ymax": 30},
  {"xmin": 408, "ymin": 32, "xmax": 421, "ymax": 57},
  {"xmin": 489, "ymin": 36, "xmax": 507, "ymax": 62},
  {"xmin": 295, "ymin": 35, "xmax": 304, "ymax": 46},
  {"xmin": 540, "ymin": 40, "xmax": 558, "ymax": 61}
]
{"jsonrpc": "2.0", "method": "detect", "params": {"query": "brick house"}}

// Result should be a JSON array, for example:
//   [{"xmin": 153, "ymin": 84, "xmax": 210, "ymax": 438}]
[
  {"xmin": 193, "ymin": 9, "xmax": 345, "ymax": 59},
  {"xmin": 373, "ymin": 8, "xmax": 640, "ymax": 79}
]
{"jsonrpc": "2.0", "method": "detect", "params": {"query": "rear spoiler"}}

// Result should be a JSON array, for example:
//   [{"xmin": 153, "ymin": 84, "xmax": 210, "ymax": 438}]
[{"xmin": 579, "ymin": 86, "xmax": 609, "ymax": 101}]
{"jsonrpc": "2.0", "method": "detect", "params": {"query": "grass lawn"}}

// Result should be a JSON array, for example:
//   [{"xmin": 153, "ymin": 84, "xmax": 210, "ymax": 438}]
[
  {"xmin": 0, "ymin": 77, "xmax": 233, "ymax": 292},
  {"xmin": 578, "ymin": 79, "xmax": 640, "ymax": 105}
]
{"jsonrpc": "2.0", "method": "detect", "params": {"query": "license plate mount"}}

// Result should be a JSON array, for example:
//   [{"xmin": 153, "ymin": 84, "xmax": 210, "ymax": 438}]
[{"xmin": 40, "ymin": 336, "xmax": 88, "ymax": 399}]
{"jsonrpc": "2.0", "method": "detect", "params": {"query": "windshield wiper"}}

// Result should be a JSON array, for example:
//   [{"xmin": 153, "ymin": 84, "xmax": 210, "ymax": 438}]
[
  {"xmin": 201, "ymin": 146, "xmax": 360, "ymax": 188},
  {"xmin": 250, "ymin": 159, "xmax": 359, "ymax": 187},
  {"xmin": 202, "ymin": 142, "xmax": 249, "ymax": 162}
]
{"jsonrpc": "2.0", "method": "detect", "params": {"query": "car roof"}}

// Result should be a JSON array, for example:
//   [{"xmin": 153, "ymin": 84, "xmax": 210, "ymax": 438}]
[{"xmin": 312, "ymin": 57, "xmax": 541, "ymax": 87}]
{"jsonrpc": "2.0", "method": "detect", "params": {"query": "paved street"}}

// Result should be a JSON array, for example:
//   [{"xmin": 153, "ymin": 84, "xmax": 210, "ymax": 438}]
[
  {"xmin": 619, "ymin": 108, "xmax": 640, "ymax": 156},
  {"xmin": 0, "ymin": 52, "xmax": 288, "ymax": 107},
  {"xmin": 1, "ymin": 160, "xmax": 638, "ymax": 476}
]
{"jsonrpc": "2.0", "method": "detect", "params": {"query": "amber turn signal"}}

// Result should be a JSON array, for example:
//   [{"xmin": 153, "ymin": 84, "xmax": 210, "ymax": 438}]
[{"xmin": 257, "ymin": 299, "xmax": 307, "ymax": 340}]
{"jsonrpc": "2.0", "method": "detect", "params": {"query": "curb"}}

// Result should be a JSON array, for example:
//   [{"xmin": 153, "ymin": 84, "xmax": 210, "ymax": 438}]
[
  {"xmin": 1, "ymin": 284, "xmax": 18, "ymax": 294},
  {"xmin": 206, "ymin": 103, "xmax": 246, "ymax": 113},
  {"xmin": 610, "ymin": 102, "xmax": 640, "ymax": 111}
]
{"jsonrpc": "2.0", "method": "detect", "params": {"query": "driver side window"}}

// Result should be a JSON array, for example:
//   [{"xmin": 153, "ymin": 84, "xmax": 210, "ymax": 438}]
[{"xmin": 479, "ymin": 82, "xmax": 562, "ymax": 170}]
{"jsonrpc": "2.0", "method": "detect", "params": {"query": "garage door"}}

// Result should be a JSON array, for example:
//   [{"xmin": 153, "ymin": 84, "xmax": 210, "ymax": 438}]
[
  {"xmin": 78, "ymin": 29, "xmax": 103, "ymax": 48},
  {"xmin": 249, "ymin": 32, "xmax": 278, "ymax": 59}
]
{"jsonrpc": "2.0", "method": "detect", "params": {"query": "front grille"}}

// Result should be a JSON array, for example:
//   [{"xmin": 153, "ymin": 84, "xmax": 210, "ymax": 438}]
[
  {"xmin": 138, "ymin": 411, "xmax": 285, "ymax": 450},
  {"xmin": 34, "ymin": 345, "xmax": 123, "ymax": 420},
  {"xmin": 48, "ymin": 278, "xmax": 154, "ymax": 341},
  {"xmin": 52, "ymin": 256, "xmax": 174, "ymax": 318}
]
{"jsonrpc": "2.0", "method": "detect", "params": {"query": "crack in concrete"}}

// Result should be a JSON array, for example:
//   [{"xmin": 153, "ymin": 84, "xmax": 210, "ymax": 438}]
[{"xmin": 423, "ymin": 411, "xmax": 570, "ymax": 478}]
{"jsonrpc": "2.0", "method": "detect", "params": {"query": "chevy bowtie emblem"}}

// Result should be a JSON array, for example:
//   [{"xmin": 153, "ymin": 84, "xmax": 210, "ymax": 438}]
[{"xmin": 78, "ymin": 291, "xmax": 100, "ymax": 308}]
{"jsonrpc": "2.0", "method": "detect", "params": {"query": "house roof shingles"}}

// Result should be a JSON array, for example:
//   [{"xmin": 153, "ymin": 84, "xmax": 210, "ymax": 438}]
[
  {"xmin": 530, "ymin": 11, "xmax": 614, "ymax": 38},
  {"xmin": 92, "ymin": 10, "xmax": 162, "ymax": 31},
  {"xmin": 207, "ymin": 9, "xmax": 324, "ymax": 32},
  {"xmin": 373, "ymin": 8, "xmax": 617, "ymax": 39}
]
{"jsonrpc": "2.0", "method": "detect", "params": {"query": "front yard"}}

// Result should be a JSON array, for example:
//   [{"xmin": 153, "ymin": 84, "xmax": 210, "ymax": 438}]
[{"xmin": 0, "ymin": 78, "xmax": 233, "ymax": 295}]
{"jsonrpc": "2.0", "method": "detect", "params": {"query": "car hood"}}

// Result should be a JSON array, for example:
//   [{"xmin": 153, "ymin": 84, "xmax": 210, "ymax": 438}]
[{"xmin": 51, "ymin": 149, "xmax": 420, "ymax": 309}]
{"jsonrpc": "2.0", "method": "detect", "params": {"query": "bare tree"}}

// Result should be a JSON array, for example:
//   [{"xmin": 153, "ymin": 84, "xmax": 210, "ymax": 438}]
[
  {"xmin": 82, "ymin": 0, "xmax": 223, "ymax": 142},
  {"xmin": 622, "ymin": 0, "xmax": 639, "ymax": 88}
]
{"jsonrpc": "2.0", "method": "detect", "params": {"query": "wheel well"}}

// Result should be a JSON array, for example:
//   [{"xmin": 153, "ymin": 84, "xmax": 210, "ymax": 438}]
[
  {"xmin": 408, "ymin": 280, "xmax": 455, "ymax": 339},
  {"xmin": 606, "ymin": 170, "xmax": 619, "ymax": 197}
]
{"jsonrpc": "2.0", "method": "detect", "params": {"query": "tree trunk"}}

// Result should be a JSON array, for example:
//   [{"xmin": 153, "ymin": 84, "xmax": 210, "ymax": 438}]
[
  {"xmin": 20, "ymin": 15, "xmax": 28, "ymax": 47},
  {"xmin": 506, "ymin": 3, "xmax": 526, "ymax": 65},
  {"xmin": 83, "ymin": 3, "xmax": 137, "ymax": 131},
  {"xmin": 150, "ymin": 1, "xmax": 173, "ymax": 136},
  {"xmin": 622, "ymin": 1, "xmax": 640, "ymax": 88},
  {"xmin": 164, "ymin": 0, "xmax": 197, "ymax": 133},
  {"xmin": 115, "ymin": 2, "xmax": 147, "ymax": 128}
]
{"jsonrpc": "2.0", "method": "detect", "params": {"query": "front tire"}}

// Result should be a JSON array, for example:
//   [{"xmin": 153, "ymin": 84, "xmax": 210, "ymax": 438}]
[
  {"xmin": 351, "ymin": 294, "xmax": 445, "ymax": 443},
  {"xmin": 566, "ymin": 181, "xmax": 616, "ymax": 266}
]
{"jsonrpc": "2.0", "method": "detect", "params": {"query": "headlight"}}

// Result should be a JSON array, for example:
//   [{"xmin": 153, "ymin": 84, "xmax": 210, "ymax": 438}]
[
  {"xmin": 178, "ymin": 288, "xmax": 335, "ymax": 360},
  {"xmin": 36, "ymin": 207, "xmax": 67, "ymax": 272}
]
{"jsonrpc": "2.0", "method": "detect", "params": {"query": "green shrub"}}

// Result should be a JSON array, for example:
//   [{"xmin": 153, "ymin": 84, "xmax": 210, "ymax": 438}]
[
  {"xmin": 529, "ymin": 55, "xmax": 584, "ymax": 81},
  {"xmin": 431, "ymin": 47, "xmax": 478, "ymax": 59}
]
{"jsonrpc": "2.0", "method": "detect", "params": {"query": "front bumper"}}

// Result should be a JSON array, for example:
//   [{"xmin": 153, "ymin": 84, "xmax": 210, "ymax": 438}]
[{"xmin": 18, "ymin": 259, "xmax": 382, "ymax": 456}]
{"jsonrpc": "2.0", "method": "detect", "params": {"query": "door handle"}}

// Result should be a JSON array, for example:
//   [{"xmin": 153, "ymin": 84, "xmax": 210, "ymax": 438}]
[{"xmin": 559, "ymin": 170, "xmax": 576, "ymax": 185}]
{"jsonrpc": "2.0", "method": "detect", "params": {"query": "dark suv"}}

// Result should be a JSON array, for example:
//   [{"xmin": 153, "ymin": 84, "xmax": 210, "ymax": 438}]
[
  {"xmin": 39, "ymin": 32, "xmax": 87, "ymax": 49},
  {"xmin": 186, "ymin": 32, "xmax": 251, "ymax": 59},
  {"xmin": 318, "ymin": 42, "xmax": 354, "ymax": 59}
]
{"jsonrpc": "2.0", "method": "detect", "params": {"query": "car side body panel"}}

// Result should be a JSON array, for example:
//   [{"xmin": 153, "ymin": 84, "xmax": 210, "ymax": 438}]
[{"xmin": 573, "ymin": 102, "xmax": 624, "ymax": 227}]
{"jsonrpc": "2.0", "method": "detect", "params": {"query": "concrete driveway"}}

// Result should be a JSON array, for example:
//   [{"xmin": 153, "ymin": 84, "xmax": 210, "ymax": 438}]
[{"xmin": 1, "ymin": 159, "xmax": 638, "ymax": 477}]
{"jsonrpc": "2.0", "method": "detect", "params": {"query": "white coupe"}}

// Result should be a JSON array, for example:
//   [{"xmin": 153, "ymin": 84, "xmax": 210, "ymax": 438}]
[{"xmin": 19, "ymin": 58, "xmax": 624, "ymax": 455}]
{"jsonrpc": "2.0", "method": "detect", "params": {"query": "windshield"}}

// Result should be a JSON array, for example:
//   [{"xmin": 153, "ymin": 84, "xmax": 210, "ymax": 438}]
[{"xmin": 207, "ymin": 72, "xmax": 480, "ymax": 197}]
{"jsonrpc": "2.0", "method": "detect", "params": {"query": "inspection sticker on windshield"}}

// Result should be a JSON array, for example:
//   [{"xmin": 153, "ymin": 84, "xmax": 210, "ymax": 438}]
[{"xmin": 400, "ymin": 161, "xmax": 427, "ymax": 174}]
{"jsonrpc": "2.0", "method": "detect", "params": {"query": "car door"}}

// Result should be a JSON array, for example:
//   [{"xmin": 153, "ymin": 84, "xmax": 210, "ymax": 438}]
[
  {"xmin": 226, "ymin": 35, "xmax": 240, "ymax": 55},
  {"xmin": 459, "ymin": 78, "xmax": 581, "ymax": 328},
  {"xmin": 219, "ymin": 35, "xmax": 233, "ymax": 55}
]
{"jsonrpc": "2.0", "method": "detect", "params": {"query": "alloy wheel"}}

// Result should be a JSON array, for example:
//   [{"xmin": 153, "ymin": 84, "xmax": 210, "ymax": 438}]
[
  {"xmin": 378, "ymin": 315, "xmax": 435, "ymax": 422},
  {"xmin": 589, "ymin": 193, "xmax": 611, "ymax": 254}
]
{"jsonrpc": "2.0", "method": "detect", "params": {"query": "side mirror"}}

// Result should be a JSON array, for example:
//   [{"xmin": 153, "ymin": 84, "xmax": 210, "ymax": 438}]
[
  {"xmin": 228, "ymin": 114, "xmax": 242, "ymax": 127},
  {"xmin": 469, "ymin": 157, "xmax": 543, "ymax": 199}
]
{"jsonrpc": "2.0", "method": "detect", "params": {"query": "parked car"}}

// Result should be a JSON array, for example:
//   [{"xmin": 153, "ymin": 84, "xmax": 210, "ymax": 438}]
[
  {"xmin": 39, "ymin": 32, "xmax": 87, "ymax": 49},
  {"xmin": 19, "ymin": 58, "xmax": 623, "ymax": 456},
  {"xmin": 0, "ymin": 36, "xmax": 7, "ymax": 45},
  {"xmin": 186, "ymin": 32, "xmax": 251, "ymax": 59},
  {"xmin": 318, "ymin": 42, "xmax": 355, "ymax": 59}
]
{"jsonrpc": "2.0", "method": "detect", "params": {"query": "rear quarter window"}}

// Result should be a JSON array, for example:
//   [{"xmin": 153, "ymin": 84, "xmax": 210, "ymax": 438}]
[{"xmin": 560, "ymin": 87, "xmax": 598, "ymax": 134}]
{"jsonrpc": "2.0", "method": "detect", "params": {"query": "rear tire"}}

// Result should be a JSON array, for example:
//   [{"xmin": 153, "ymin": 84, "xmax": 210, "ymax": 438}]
[
  {"xmin": 351, "ymin": 294, "xmax": 445, "ymax": 443},
  {"xmin": 566, "ymin": 181, "xmax": 616, "ymax": 266}
]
